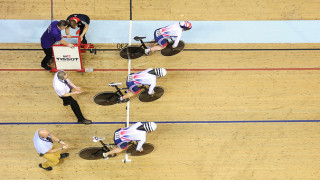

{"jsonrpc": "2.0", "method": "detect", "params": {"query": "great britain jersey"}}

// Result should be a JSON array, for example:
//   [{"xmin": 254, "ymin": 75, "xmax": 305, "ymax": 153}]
[
  {"xmin": 67, "ymin": 14, "xmax": 90, "ymax": 27},
  {"xmin": 157, "ymin": 22, "xmax": 183, "ymax": 48},
  {"xmin": 127, "ymin": 68, "xmax": 156, "ymax": 95},
  {"xmin": 114, "ymin": 122, "xmax": 146, "ymax": 151}
]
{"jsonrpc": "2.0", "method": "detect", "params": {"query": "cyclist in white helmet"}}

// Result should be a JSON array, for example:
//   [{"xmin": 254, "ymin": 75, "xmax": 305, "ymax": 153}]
[
  {"xmin": 103, "ymin": 122, "xmax": 157, "ymax": 159},
  {"xmin": 145, "ymin": 21, "xmax": 192, "ymax": 55},
  {"xmin": 118, "ymin": 68, "xmax": 167, "ymax": 103}
]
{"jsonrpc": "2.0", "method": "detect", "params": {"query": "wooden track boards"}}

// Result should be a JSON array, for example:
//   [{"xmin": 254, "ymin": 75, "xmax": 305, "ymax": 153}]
[{"xmin": 1, "ymin": 0, "xmax": 320, "ymax": 178}]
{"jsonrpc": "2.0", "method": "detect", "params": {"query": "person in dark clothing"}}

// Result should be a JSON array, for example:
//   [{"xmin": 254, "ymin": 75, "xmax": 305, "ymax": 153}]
[
  {"xmin": 66, "ymin": 14, "xmax": 90, "ymax": 44},
  {"xmin": 40, "ymin": 20, "xmax": 74, "ymax": 70},
  {"xmin": 53, "ymin": 70, "xmax": 92, "ymax": 124}
]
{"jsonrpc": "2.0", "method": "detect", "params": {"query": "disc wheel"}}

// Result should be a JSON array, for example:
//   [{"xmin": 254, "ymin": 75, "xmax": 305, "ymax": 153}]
[
  {"xmin": 79, "ymin": 147, "xmax": 104, "ymax": 160},
  {"xmin": 161, "ymin": 40, "xmax": 185, "ymax": 56},
  {"xmin": 94, "ymin": 92, "xmax": 119, "ymax": 106},
  {"xmin": 138, "ymin": 86, "xmax": 164, "ymax": 102},
  {"xmin": 120, "ymin": 46, "xmax": 145, "ymax": 59},
  {"xmin": 126, "ymin": 143, "xmax": 154, "ymax": 156}
]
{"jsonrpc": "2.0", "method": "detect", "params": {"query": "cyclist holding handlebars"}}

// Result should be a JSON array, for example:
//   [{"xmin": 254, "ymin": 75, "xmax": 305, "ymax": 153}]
[
  {"xmin": 102, "ymin": 122, "xmax": 157, "ymax": 159},
  {"xmin": 118, "ymin": 68, "xmax": 167, "ymax": 103},
  {"xmin": 144, "ymin": 21, "xmax": 192, "ymax": 55}
]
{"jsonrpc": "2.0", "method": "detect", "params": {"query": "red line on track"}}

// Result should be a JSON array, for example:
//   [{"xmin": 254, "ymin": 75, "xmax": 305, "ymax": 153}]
[
  {"xmin": 0, "ymin": 69, "xmax": 45, "ymax": 71},
  {"xmin": 1, "ymin": 68, "xmax": 320, "ymax": 72}
]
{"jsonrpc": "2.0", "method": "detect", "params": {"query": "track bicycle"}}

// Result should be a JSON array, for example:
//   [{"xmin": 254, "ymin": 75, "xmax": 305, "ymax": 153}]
[
  {"xmin": 119, "ymin": 36, "xmax": 185, "ymax": 59},
  {"xmin": 93, "ymin": 82, "xmax": 165, "ymax": 106},
  {"xmin": 78, "ymin": 136, "xmax": 154, "ymax": 160}
]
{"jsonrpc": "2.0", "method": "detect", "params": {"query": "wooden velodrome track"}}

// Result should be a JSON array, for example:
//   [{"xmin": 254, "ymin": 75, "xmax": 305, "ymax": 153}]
[{"xmin": 1, "ymin": 0, "xmax": 320, "ymax": 179}]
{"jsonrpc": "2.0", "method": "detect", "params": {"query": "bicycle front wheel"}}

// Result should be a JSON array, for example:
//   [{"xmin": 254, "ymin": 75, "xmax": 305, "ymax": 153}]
[
  {"xmin": 126, "ymin": 143, "xmax": 154, "ymax": 156},
  {"xmin": 161, "ymin": 40, "xmax": 185, "ymax": 56},
  {"xmin": 94, "ymin": 92, "xmax": 119, "ymax": 106},
  {"xmin": 139, "ymin": 86, "xmax": 164, "ymax": 102}
]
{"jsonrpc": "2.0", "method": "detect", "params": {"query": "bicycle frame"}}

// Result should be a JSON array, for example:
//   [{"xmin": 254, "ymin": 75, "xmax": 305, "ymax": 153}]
[
  {"xmin": 104, "ymin": 84, "xmax": 129, "ymax": 102},
  {"xmin": 113, "ymin": 85, "xmax": 127, "ymax": 97},
  {"xmin": 137, "ymin": 37, "xmax": 174, "ymax": 49},
  {"xmin": 91, "ymin": 140, "xmax": 116, "ymax": 157}
]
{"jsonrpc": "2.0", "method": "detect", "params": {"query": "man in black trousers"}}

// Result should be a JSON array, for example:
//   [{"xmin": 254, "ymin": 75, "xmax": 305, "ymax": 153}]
[
  {"xmin": 53, "ymin": 70, "xmax": 92, "ymax": 124},
  {"xmin": 41, "ymin": 20, "xmax": 74, "ymax": 70}
]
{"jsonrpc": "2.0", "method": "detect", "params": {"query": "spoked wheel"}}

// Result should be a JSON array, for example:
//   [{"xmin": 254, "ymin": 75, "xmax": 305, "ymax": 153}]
[
  {"xmin": 139, "ymin": 86, "xmax": 164, "ymax": 102},
  {"xmin": 126, "ymin": 143, "xmax": 154, "ymax": 156},
  {"xmin": 120, "ymin": 46, "xmax": 145, "ymax": 59},
  {"xmin": 94, "ymin": 92, "xmax": 119, "ymax": 106},
  {"xmin": 161, "ymin": 40, "xmax": 185, "ymax": 56}
]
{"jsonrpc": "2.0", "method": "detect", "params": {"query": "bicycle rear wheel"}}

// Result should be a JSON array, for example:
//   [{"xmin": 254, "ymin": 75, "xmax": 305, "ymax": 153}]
[
  {"xmin": 94, "ymin": 92, "xmax": 119, "ymax": 106},
  {"xmin": 126, "ymin": 143, "xmax": 154, "ymax": 156},
  {"xmin": 139, "ymin": 86, "xmax": 164, "ymax": 102},
  {"xmin": 79, "ymin": 147, "xmax": 104, "ymax": 160},
  {"xmin": 161, "ymin": 40, "xmax": 185, "ymax": 56},
  {"xmin": 120, "ymin": 46, "xmax": 145, "ymax": 59}
]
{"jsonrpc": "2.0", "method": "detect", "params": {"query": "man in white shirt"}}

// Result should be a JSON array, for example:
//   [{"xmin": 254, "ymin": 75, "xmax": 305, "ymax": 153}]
[
  {"xmin": 33, "ymin": 128, "xmax": 69, "ymax": 171},
  {"xmin": 53, "ymin": 70, "xmax": 92, "ymax": 124},
  {"xmin": 118, "ymin": 68, "xmax": 167, "ymax": 103},
  {"xmin": 102, "ymin": 122, "xmax": 157, "ymax": 159},
  {"xmin": 144, "ymin": 21, "xmax": 192, "ymax": 55}
]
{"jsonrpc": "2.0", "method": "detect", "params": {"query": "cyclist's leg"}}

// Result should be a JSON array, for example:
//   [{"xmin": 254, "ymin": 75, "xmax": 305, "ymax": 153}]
[
  {"xmin": 145, "ymin": 29, "xmax": 167, "ymax": 55},
  {"xmin": 151, "ymin": 44, "xmax": 166, "ymax": 51},
  {"xmin": 121, "ymin": 91, "xmax": 135, "ymax": 100},
  {"xmin": 118, "ymin": 81, "xmax": 140, "ymax": 102},
  {"xmin": 148, "ymin": 39, "xmax": 157, "ymax": 48},
  {"xmin": 103, "ymin": 130, "xmax": 127, "ymax": 158},
  {"xmin": 103, "ymin": 147, "xmax": 124, "ymax": 158},
  {"xmin": 145, "ymin": 40, "xmax": 166, "ymax": 54}
]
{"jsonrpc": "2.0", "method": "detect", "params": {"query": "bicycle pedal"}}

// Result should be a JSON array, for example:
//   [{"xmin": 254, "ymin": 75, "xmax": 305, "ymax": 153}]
[
  {"xmin": 109, "ymin": 82, "xmax": 122, "ymax": 87},
  {"xmin": 102, "ymin": 147, "xmax": 110, "ymax": 152},
  {"xmin": 122, "ymin": 98, "xmax": 130, "ymax": 103},
  {"xmin": 117, "ymin": 98, "xmax": 130, "ymax": 104}
]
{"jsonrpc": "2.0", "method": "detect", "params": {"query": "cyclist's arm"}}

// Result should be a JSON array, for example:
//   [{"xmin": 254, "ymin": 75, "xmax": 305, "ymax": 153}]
[
  {"xmin": 80, "ymin": 25, "xmax": 89, "ymax": 38},
  {"xmin": 131, "ymin": 122, "xmax": 142, "ymax": 129},
  {"xmin": 148, "ymin": 83, "xmax": 156, "ymax": 95},
  {"xmin": 172, "ymin": 34, "xmax": 182, "ymax": 48},
  {"xmin": 136, "ymin": 138, "xmax": 146, "ymax": 151},
  {"xmin": 143, "ymin": 68, "xmax": 153, "ymax": 73}
]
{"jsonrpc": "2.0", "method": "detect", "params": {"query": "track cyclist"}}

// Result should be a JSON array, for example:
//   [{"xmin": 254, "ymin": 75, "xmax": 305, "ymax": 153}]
[
  {"xmin": 144, "ymin": 21, "xmax": 192, "ymax": 55},
  {"xmin": 118, "ymin": 68, "xmax": 167, "ymax": 103},
  {"xmin": 102, "ymin": 122, "xmax": 157, "ymax": 159}
]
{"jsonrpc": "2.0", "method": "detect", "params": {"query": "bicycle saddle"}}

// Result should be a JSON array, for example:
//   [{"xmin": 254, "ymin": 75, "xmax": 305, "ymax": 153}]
[
  {"xmin": 134, "ymin": 36, "xmax": 146, "ymax": 41},
  {"xmin": 109, "ymin": 82, "xmax": 122, "ymax": 87}
]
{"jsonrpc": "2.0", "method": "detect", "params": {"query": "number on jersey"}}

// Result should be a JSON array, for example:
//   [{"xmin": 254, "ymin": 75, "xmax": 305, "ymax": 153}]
[
  {"xmin": 127, "ymin": 74, "xmax": 134, "ymax": 82},
  {"xmin": 114, "ymin": 131, "xmax": 120, "ymax": 140},
  {"xmin": 155, "ymin": 30, "xmax": 161, "ymax": 37}
]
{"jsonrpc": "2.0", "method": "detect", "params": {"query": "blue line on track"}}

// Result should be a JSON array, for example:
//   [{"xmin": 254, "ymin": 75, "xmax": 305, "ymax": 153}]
[{"xmin": 0, "ymin": 120, "xmax": 319, "ymax": 125}]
